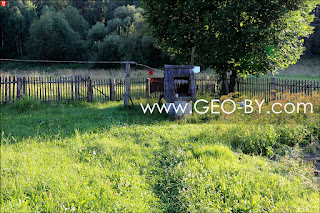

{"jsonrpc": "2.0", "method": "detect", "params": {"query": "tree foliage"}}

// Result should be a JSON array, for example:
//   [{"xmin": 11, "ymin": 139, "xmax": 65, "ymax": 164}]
[
  {"xmin": 26, "ymin": 11, "xmax": 84, "ymax": 60},
  {"xmin": 94, "ymin": 5, "xmax": 170, "ymax": 66},
  {"xmin": 0, "ymin": 0, "xmax": 169, "ymax": 66},
  {"xmin": 0, "ymin": 0, "xmax": 36, "ymax": 57},
  {"xmin": 61, "ymin": 5, "xmax": 89, "ymax": 39},
  {"xmin": 1, "ymin": 0, "xmax": 318, "ymax": 73},
  {"xmin": 142, "ymin": 0, "xmax": 318, "ymax": 93},
  {"xmin": 305, "ymin": 5, "xmax": 320, "ymax": 55}
]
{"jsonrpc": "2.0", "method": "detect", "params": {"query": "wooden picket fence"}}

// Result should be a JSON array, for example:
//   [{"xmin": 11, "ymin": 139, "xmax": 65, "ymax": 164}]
[
  {"xmin": 0, "ymin": 76, "xmax": 148, "ymax": 103},
  {"xmin": 1, "ymin": 75, "xmax": 319, "ymax": 104},
  {"xmin": 0, "ymin": 75, "xmax": 220, "ymax": 104},
  {"xmin": 236, "ymin": 77, "xmax": 320, "ymax": 102},
  {"xmin": 0, "ymin": 76, "xmax": 88, "ymax": 103}
]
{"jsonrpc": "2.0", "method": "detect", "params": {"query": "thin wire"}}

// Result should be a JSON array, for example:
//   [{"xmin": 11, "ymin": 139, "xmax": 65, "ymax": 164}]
[
  {"xmin": 0, "ymin": 58, "xmax": 136, "ymax": 64},
  {"xmin": 133, "ymin": 62, "xmax": 164, "ymax": 72},
  {"xmin": 0, "ymin": 58, "xmax": 164, "ymax": 72}
]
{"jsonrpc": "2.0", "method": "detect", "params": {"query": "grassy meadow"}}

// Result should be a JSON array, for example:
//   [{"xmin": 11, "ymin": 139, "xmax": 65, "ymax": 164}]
[
  {"xmin": 1, "ymin": 56, "xmax": 319, "ymax": 212},
  {"xmin": 1, "ymin": 92, "xmax": 319, "ymax": 212},
  {"xmin": 264, "ymin": 56, "xmax": 320, "ymax": 80},
  {"xmin": 1, "ymin": 55, "xmax": 319, "ymax": 80}
]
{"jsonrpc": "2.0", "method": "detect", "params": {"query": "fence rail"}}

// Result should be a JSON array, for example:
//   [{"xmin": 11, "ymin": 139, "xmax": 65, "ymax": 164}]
[{"xmin": 1, "ymin": 75, "xmax": 319, "ymax": 104}]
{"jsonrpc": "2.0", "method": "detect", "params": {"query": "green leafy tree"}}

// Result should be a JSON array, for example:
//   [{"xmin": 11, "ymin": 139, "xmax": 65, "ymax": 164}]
[
  {"xmin": 26, "ymin": 11, "xmax": 84, "ymax": 60},
  {"xmin": 142, "ymin": 0, "xmax": 318, "ymax": 94},
  {"xmin": 106, "ymin": 5, "xmax": 144, "ymax": 36},
  {"xmin": 306, "ymin": 5, "xmax": 320, "ymax": 55},
  {"xmin": 96, "ymin": 4, "xmax": 170, "ymax": 66},
  {"xmin": 88, "ymin": 22, "xmax": 108, "ymax": 44},
  {"xmin": 87, "ymin": 22, "xmax": 108, "ymax": 59},
  {"xmin": 97, "ymin": 33, "xmax": 122, "ymax": 62},
  {"xmin": 77, "ymin": 0, "xmax": 139, "ymax": 27},
  {"xmin": 61, "ymin": 5, "xmax": 89, "ymax": 39},
  {"xmin": 0, "ymin": 0, "xmax": 36, "ymax": 57},
  {"xmin": 33, "ymin": 0, "xmax": 70, "ymax": 14}
]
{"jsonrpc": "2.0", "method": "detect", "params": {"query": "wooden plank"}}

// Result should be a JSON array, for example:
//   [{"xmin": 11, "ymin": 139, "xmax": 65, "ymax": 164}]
[
  {"xmin": 124, "ymin": 63, "xmax": 131, "ymax": 105},
  {"xmin": 39, "ymin": 76, "xmax": 42, "ymax": 100},
  {"xmin": 5, "ymin": 76, "xmax": 7, "ymax": 102},
  {"xmin": 44, "ymin": 76, "xmax": 47, "ymax": 101},
  {"xmin": 12, "ymin": 76, "xmax": 15, "ymax": 101},
  {"xmin": 17, "ymin": 76, "xmax": 22, "ymax": 100},
  {"xmin": 58, "ymin": 77, "xmax": 61, "ymax": 100},
  {"xmin": 22, "ymin": 77, "xmax": 26, "ymax": 95},
  {"xmin": 71, "ymin": 76, "xmax": 74, "ymax": 100},
  {"xmin": 75, "ymin": 76, "xmax": 78, "ymax": 100},
  {"xmin": 86, "ymin": 76, "xmax": 92, "ymax": 102},
  {"xmin": 49, "ymin": 76, "xmax": 52, "ymax": 101},
  {"xmin": 8, "ymin": 76, "xmax": 11, "ymax": 102}
]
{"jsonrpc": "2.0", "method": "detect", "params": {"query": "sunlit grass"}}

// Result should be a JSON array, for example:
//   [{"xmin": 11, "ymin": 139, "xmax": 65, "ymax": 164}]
[{"xmin": 1, "ymin": 98, "xmax": 319, "ymax": 212}]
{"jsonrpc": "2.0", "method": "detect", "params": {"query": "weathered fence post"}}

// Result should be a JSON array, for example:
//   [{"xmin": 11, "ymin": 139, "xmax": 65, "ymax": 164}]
[
  {"xmin": 271, "ymin": 77, "xmax": 276, "ymax": 101},
  {"xmin": 110, "ymin": 79, "xmax": 116, "ymax": 101},
  {"xmin": 86, "ymin": 76, "xmax": 93, "ymax": 102},
  {"xmin": 71, "ymin": 76, "xmax": 74, "ymax": 100},
  {"xmin": 146, "ymin": 78, "xmax": 150, "ymax": 98},
  {"xmin": 17, "ymin": 76, "xmax": 22, "ymax": 100},
  {"xmin": 22, "ymin": 77, "xmax": 26, "ymax": 95},
  {"xmin": 124, "ymin": 62, "xmax": 131, "ymax": 105}
]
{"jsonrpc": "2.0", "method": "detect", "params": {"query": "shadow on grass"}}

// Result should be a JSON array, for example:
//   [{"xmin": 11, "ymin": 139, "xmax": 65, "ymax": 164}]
[
  {"xmin": 149, "ymin": 141, "xmax": 189, "ymax": 212},
  {"xmin": 1, "ymin": 101, "xmax": 172, "ymax": 143}
]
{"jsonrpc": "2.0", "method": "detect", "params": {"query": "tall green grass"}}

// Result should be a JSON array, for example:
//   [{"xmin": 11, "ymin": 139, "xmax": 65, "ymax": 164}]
[{"xmin": 1, "ymin": 98, "xmax": 319, "ymax": 212}]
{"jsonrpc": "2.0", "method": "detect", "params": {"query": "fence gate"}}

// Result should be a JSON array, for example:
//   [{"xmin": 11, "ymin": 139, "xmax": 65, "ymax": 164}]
[
  {"xmin": 91, "ymin": 79, "xmax": 111, "ymax": 102},
  {"xmin": 91, "ymin": 78, "xmax": 146, "ymax": 102}
]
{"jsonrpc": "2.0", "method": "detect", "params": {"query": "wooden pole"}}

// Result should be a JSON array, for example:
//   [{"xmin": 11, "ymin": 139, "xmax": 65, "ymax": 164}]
[
  {"xmin": 190, "ymin": 46, "xmax": 195, "ymax": 66},
  {"xmin": 22, "ymin": 77, "xmax": 26, "ymax": 96},
  {"xmin": 71, "ymin": 76, "xmax": 74, "ymax": 100},
  {"xmin": 110, "ymin": 79, "xmax": 115, "ymax": 101},
  {"xmin": 17, "ymin": 76, "xmax": 22, "ymax": 100},
  {"xmin": 271, "ymin": 77, "xmax": 276, "ymax": 101},
  {"xmin": 124, "ymin": 63, "xmax": 131, "ymax": 105},
  {"xmin": 146, "ymin": 78, "xmax": 150, "ymax": 98},
  {"xmin": 86, "ymin": 76, "xmax": 93, "ymax": 102}
]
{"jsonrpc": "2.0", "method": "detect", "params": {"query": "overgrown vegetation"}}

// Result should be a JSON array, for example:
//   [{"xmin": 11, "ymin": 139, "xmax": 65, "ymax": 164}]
[{"xmin": 1, "ymin": 93, "xmax": 319, "ymax": 212}]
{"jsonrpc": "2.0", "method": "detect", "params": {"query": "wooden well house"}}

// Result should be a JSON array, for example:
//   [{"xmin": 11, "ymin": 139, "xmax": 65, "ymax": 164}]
[
  {"xmin": 164, "ymin": 65, "xmax": 196, "ymax": 104},
  {"xmin": 163, "ymin": 65, "xmax": 196, "ymax": 117}
]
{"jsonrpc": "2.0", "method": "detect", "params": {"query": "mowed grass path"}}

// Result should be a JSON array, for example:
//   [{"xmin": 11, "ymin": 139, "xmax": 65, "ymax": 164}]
[{"xmin": 1, "ymin": 100, "xmax": 319, "ymax": 212}]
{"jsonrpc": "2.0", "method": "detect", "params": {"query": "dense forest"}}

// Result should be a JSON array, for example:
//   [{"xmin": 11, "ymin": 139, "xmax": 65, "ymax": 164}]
[
  {"xmin": 0, "ymin": 0, "xmax": 319, "ymax": 67},
  {"xmin": 0, "ymin": 0, "xmax": 171, "ymax": 67}
]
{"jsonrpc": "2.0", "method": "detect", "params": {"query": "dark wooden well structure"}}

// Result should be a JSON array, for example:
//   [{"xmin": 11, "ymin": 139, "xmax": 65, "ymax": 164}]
[{"xmin": 164, "ymin": 65, "xmax": 196, "ymax": 104}]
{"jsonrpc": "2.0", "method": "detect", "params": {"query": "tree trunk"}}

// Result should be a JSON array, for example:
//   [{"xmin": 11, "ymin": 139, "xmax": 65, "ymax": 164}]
[
  {"xmin": 20, "ymin": 39, "xmax": 23, "ymax": 55},
  {"xmin": 190, "ymin": 46, "xmax": 195, "ymax": 65},
  {"xmin": 220, "ymin": 67, "xmax": 229, "ymax": 95},
  {"xmin": 15, "ymin": 35, "xmax": 19, "ymax": 53},
  {"xmin": 229, "ymin": 70, "xmax": 237, "ymax": 93}
]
